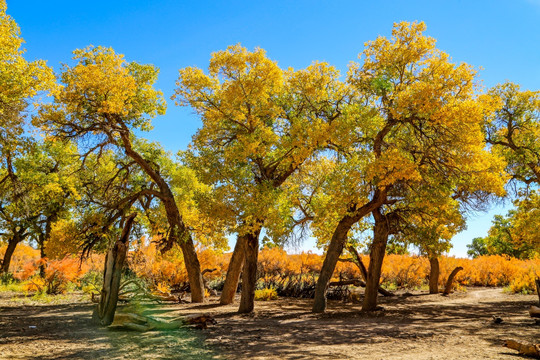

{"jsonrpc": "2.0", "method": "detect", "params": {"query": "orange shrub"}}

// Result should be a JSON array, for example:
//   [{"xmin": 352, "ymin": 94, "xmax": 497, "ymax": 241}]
[
  {"xmin": 0, "ymin": 244, "xmax": 40, "ymax": 278},
  {"xmin": 6, "ymin": 240, "xmax": 538, "ymax": 296},
  {"xmin": 21, "ymin": 257, "xmax": 89, "ymax": 294},
  {"xmin": 130, "ymin": 242, "xmax": 188, "ymax": 287}
]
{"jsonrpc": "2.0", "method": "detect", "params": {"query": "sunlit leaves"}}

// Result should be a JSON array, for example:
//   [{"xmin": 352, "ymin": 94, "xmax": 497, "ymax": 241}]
[
  {"xmin": 0, "ymin": 1, "xmax": 54, "ymax": 153},
  {"xmin": 175, "ymin": 45, "xmax": 350, "ymax": 238},
  {"xmin": 40, "ymin": 46, "xmax": 166, "ymax": 140}
]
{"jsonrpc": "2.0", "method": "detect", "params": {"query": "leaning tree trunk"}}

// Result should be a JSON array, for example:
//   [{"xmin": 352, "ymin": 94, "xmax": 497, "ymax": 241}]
[
  {"xmin": 179, "ymin": 233, "xmax": 205, "ymax": 303},
  {"xmin": 535, "ymin": 278, "xmax": 540, "ymax": 305},
  {"xmin": 238, "ymin": 229, "xmax": 261, "ymax": 314},
  {"xmin": 442, "ymin": 266, "xmax": 463, "ymax": 295},
  {"xmin": 220, "ymin": 234, "xmax": 247, "ymax": 305},
  {"xmin": 429, "ymin": 256, "xmax": 440, "ymax": 294},
  {"xmin": 0, "ymin": 235, "xmax": 20, "ymax": 275},
  {"xmin": 311, "ymin": 196, "xmax": 385, "ymax": 314},
  {"xmin": 93, "ymin": 214, "xmax": 137, "ymax": 326},
  {"xmin": 362, "ymin": 209, "xmax": 390, "ymax": 311},
  {"xmin": 120, "ymin": 130, "xmax": 205, "ymax": 303},
  {"xmin": 162, "ymin": 196, "xmax": 205, "ymax": 303},
  {"xmin": 312, "ymin": 215, "xmax": 357, "ymax": 313}
]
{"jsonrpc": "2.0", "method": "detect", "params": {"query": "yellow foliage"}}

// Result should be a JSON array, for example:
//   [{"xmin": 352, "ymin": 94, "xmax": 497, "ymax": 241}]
[{"xmin": 254, "ymin": 287, "xmax": 278, "ymax": 301}]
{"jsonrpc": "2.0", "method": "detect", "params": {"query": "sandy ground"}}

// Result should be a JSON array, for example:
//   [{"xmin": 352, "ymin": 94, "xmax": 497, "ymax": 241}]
[{"xmin": 0, "ymin": 288, "xmax": 538, "ymax": 359}]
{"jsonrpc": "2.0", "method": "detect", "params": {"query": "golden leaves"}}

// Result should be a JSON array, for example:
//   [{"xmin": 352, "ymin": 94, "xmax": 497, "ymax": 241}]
[
  {"xmin": 0, "ymin": 1, "xmax": 54, "ymax": 136},
  {"xmin": 366, "ymin": 148, "xmax": 422, "ymax": 186},
  {"xmin": 60, "ymin": 46, "xmax": 137, "ymax": 116},
  {"xmin": 47, "ymin": 46, "xmax": 166, "ymax": 134}
]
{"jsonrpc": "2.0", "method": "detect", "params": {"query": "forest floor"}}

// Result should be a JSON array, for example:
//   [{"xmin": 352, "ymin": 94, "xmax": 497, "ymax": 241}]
[{"xmin": 0, "ymin": 287, "xmax": 538, "ymax": 359}]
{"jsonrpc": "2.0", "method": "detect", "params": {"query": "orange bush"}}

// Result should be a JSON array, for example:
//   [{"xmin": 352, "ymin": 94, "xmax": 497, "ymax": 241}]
[
  {"xmin": 5, "ymin": 240, "xmax": 538, "ymax": 296},
  {"xmin": 20, "ymin": 256, "xmax": 90, "ymax": 294},
  {"xmin": 130, "ymin": 241, "xmax": 188, "ymax": 287},
  {"xmin": 0, "ymin": 244, "xmax": 40, "ymax": 278}
]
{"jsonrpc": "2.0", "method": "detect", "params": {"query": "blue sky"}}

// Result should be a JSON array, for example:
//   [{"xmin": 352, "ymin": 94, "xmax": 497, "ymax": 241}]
[{"xmin": 8, "ymin": 0, "xmax": 540, "ymax": 256}]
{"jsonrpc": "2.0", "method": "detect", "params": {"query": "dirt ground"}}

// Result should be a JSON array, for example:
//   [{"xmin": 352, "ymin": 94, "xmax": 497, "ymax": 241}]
[{"xmin": 0, "ymin": 288, "xmax": 539, "ymax": 359}]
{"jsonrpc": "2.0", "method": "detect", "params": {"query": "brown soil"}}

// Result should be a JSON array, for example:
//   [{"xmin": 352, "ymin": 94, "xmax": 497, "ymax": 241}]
[{"xmin": 0, "ymin": 288, "xmax": 538, "ymax": 359}]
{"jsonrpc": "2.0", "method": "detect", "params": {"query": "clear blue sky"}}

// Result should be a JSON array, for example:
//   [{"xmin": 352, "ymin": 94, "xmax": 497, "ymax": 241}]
[{"xmin": 8, "ymin": 0, "xmax": 540, "ymax": 257}]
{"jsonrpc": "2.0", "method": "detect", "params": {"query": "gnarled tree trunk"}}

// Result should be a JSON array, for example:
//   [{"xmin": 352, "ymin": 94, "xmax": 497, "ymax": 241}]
[
  {"xmin": 0, "ymin": 237, "xmax": 18, "ymax": 275},
  {"xmin": 220, "ymin": 234, "xmax": 247, "ymax": 305},
  {"xmin": 535, "ymin": 278, "xmax": 540, "ymax": 305},
  {"xmin": 120, "ymin": 128, "xmax": 204, "ymax": 303},
  {"xmin": 179, "ymin": 233, "xmax": 205, "ymax": 303},
  {"xmin": 429, "ymin": 256, "xmax": 440, "ymax": 294},
  {"xmin": 238, "ymin": 229, "xmax": 261, "ymax": 314},
  {"xmin": 312, "ymin": 195, "xmax": 386, "ymax": 314},
  {"xmin": 92, "ymin": 213, "xmax": 136, "ymax": 326},
  {"xmin": 442, "ymin": 266, "xmax": 463, "ymax": 295},
  {"xmin": 312, "ymin": 215, "xmax": 357, "ymax": 313},
  {"xmin": 362, "ymin": 209, "xmax": 390, "ymax": 311}
]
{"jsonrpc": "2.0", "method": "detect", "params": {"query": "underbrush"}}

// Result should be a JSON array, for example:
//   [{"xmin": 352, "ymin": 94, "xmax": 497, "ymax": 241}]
[
  {"xmin": 2, "ymin": 244, "xmax": 538, "ymax": 300},
  {"xmin": 254, "ymin": 287, "xmax": 278, "ymax": 301}
]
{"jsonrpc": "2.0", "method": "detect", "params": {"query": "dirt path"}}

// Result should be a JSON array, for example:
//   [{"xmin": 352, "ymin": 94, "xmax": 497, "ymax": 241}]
[
  {"xmin": 0, "ymin": 288, "xmax": 538, "ymax": 359},
  {"xmin": 0, "ymin": 292, "xmax": 217, "ymax": 360},
  {"xmin": 182, "ymin": 288, "xmax": 539, "ymax": 360}
]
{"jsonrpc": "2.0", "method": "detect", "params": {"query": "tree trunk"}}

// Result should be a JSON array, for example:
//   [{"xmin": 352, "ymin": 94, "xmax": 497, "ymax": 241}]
[
  {"xmin": 37, "ymin": 214, "xmax": 57, "ymax": 277},
  {"xmin": 530, "ymin": 305, "xmax": 540, "ymax": 318},
  {"xmin": 347, "ymin": 245, "xmax": 368, "ymax": 281},
  {"xmin": 362, "ymin": 209, "xmax": 389, "ymax": 311},
  {"xmin": 1, "ymin": 236, "xmax": 19, "ymax": 275},
  {"xmin": 238, "ymin": 229, "xmax": 261, "ymax": 314},
  {"xmin": 312, "ymin": 216, "xmax": 357, "ymax": 313},
  {"xmin": 92, "ymin": 214, "xmax": 136, "ymax": 326},
  {"xmin": 38, "ymin": 234, "xmax": 46, "ymax": 277},
  {"xmin": 119, "ymin": 130, "xmax": 204, "ymax": 303},
  {"xmin": 179, "ymin": 233, "xmax": 205, "ymax": 303},
  {"xmin": 348, "ymin": 245, "xmax": 394, "ymax": 297},
  {"xmin": 442, "ymin": 266, "xmax": 463, "ymax": 295},
  {"xmin": 220, "ymin": 234, "xmax": 247, "ymax": 305},
  {"xmin": 311, "ymin": 190, "xmax": 387, "ymax": 314},
  {"xmin": 535, "ymin": 278, "xmax": 540, "ymax": 305},
  {"xmin": 429, "ymin": 256, "xmax": 440, "ymax": 294}
]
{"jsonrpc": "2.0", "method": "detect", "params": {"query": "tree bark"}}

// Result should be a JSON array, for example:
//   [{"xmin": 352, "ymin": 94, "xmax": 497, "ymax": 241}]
[
  {"xmin": 238, "ymin": 229, "xmax": 261, "ymax": 314},
  {"xmin": 362, "ymin": 209, "xmax": 390, "ymax": 311},
  {"xmin": 220, "ymin": 234, "xmax": 247, "ymax": 305},
  {"xmin": 178, "ymin": 233, "xmax": 205, "ymax": 303},
  {"xmin": 93, "ymin": 213, "xmax": 136, "ymax": 326},
  {"xmin": 0, "ymin": 237, "xmax": 18, "ymax": 275},
  {"xmin": 38, "ymin": 235, "xmax": 46, "ymax": 277},
  {"xmin": 119, "ymin": 127, "xmax": 204, "ymax": 303},
  {"xmin": 37, "ymin": 214, "xmax": 56, "ymax": 277},
  {"xmin": 535, "ymin": 278, "xmax": 540, "ymax": 305},
  {"xmin": 530, "ymin": 305, "xmax": 540, "ymax": 318},
  {"xmin": 312, "ymin": 195, "xmax": 386, "ymax": 314},
  {"xmin": 429, "ymin": 256, "xmax": 440, "ymax": 294},
  {"xmin": 442, "ymin": 266, "xmax": 463, "ymax": 295},
  {"xmin": 348, "ymin": 245, "xmax": 394, "ymax": 297},
  {"xmin": 347, "ymin": 245, "xmax": 369, "ymax": 281},
  {"xmin": 312, "ymin": 215, "xmax": 358, "ymax": 313}
]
